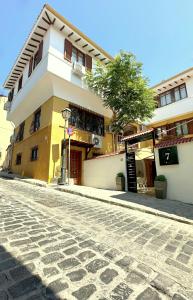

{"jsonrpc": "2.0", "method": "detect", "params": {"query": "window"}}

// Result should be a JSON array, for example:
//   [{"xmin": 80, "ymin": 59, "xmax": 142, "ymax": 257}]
[
  {"xmin": 69, "ymin": 105, "xmax": 104, "ymax": 136},
  {"xmin": 33, "ymin": 40, "xmax": 43, "ymax": 70},
  {"xmin": 159, "ymin": 84, "xmax": 187, "ymax": 107},
  {"xmin": 8, "ymin": 88, "xmax": 14, "ymax": 102},
  {"xmin": 16, "ymin": 153, "xmax": 22, "ymax": 165},
  {"xmin": 174, "ymin": 84, "xmax": 187, "ymax": 101},
  {"xmin": 71, "ymin": 46, "xmax": 85, "ymax": 66},
  {"xmin": 16, "ymin": 122, "xmax": 25, "ymax": 142},
  {"xmin": 18, "ymin": 75, "xmax": 23, "ymax": 92},
  {"xmin": 33, "ymin": 109, "xmax": 41, "ymax": 132},
  {"xmin": 31, "ymin": 146, "xmax": 38, "ymax": 161},
  {"xmin": 175, "ymin": 122, "xmax": 189, "ymax": 136}
]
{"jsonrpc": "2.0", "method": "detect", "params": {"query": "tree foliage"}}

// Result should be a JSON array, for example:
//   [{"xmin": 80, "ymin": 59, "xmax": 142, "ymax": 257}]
[{"xmin": 85, "ymin": 51, "xmax": 156, "ymax": 133}]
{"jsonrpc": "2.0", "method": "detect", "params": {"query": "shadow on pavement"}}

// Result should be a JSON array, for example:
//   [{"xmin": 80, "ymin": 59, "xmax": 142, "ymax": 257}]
[
  {"xmin": 0, "ymin": 245, "xmax": 60, "ymax": 299},
  {"xmin": 111, "ymin": 192, "xmax": 193, "ymax": 221}
]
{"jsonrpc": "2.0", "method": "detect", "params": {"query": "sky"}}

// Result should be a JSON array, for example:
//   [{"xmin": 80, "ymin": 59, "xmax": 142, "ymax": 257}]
[{"xmin": 1, "ymin": 0, "xmax": 193, "ymax": 95}]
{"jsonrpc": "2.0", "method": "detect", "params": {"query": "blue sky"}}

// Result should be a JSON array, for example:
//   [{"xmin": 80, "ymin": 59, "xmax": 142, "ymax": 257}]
[{"xmin": 1, "ymin": 0, "xmax": 193, "ymax": 95}]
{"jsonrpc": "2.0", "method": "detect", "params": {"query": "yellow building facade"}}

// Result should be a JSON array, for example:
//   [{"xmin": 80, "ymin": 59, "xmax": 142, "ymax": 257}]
[
  {"xmin": 11, "ymin": 96, "xmax": 113, "ymax": 183},
  {"xmin": 0, "ymin": 96, "xmax": 13, "ymax": 169}
]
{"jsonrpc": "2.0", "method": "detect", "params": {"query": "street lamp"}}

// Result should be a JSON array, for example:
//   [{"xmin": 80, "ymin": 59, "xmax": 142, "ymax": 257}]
[{"xmin": 58, "ymin": 108, "xmax": 71, "ymax": 185}]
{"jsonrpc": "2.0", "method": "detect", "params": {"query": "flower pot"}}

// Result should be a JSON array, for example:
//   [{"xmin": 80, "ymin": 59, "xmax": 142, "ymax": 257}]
[
  {"xmin": 116, "ymin": 176, "xmax": 125, "ymax": 191},
  {"xmin": 154, "ymin": 180, "xmax": 167, "ymax": 199}
]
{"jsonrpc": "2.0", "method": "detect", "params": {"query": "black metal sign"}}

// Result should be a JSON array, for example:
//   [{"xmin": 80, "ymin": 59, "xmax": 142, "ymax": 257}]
[{"xmin": 159, "ymin": 146, "xmax": 179, "ymax": 166}]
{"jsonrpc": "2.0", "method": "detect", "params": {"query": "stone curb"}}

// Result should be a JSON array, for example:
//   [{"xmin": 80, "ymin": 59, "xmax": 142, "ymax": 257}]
[
  {"xmin": 56, "ymin": 187, "xmax": 193, "ymax": 226},
  {"xmin": 1, "ymin": 172, "xmax": 193, "ymax": 226}
]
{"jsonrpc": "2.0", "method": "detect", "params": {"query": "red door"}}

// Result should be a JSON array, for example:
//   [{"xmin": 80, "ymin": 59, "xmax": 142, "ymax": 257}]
[{"xmin": 69, "ymin": 150, "xmax": 82, "ymax": 185}]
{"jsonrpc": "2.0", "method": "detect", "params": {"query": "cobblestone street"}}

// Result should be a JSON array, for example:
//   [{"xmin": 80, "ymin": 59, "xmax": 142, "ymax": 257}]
[{"xmin": 0, "ymin": 178, "xmax": 193, "ymax": 299}]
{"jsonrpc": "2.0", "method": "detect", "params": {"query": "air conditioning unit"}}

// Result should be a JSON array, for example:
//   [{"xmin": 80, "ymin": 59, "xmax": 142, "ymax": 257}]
[
  {"xmin": 91, "ymin": 134, "xmax": 103, "ymax": 148},
  {"xmin": 72, "ymin": 62, "xmax": 84, "ymax": 77},
  {"xmin": 4, "ymin": 101, "xmax": 11, "ymax": 111}
]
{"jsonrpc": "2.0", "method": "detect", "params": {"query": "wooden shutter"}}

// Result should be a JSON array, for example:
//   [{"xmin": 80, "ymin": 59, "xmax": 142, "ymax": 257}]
[
  {"xmin": 64, "ymin": 39, "xmax": 72, "ymax": 61},
  {"xmin": 85, "ymin": 54, "xmax": 92, "ymax": 71},
  {"xmin": 28, "ymin": 57, "xmax": 33, "ymax": 77},
  {"xmin": 187, "ymin": 119, "xmax": 193, "ymax": 134},
  {"xmin": 38, "ymin": 40, "xmax": 43, "ymax": 62}
]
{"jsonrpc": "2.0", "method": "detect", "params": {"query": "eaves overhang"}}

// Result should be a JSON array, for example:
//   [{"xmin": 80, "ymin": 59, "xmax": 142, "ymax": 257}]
[{"xmin": 3, "ymin": 4, "xmax": 113, "ymax": 90}]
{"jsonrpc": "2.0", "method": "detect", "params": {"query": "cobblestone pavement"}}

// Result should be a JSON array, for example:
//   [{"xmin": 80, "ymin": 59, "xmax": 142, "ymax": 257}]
[{"xmin": 0, "ymin": 178, "xmax": 193, "ymax": 299}]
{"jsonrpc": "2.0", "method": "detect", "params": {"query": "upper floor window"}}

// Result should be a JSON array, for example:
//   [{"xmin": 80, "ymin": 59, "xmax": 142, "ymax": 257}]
[
  {"xmin": 33, "ymin": 109, "xmax": 41, "ymax": 132},
  {"xmin": 8, "ymin": 88, "xmax": 14, "ymax": 102},
  {"xmin": 69, "ymin": 105, "xmax": 104, "ymax": 136},
  {"xmin": 72, "ymin": 47, "xmax": 85, "ymax": 66},
  {"xmin": 64, "ymin": 39, "xmax": 92, "ymax": 71},
  {"xmin": 176, "ymin": 122, "xmax": 188, "ymax": 136},
  {"xmin": 31, "ymin": 146, "xmax": 38, "ymax": 161},
  {"xmin": 33, "ymin": 40, "xmax": 43, "ymax": 70},
  {"xmin": 159, "ymin": 84, "xmax": 187, "ymax": 107},
  {"xmin": 16, "ymin": 122, "xmax": 25, "ymax": 142},
  {"xmin": 16, "ymin": 153, "xmax": 22, "ymax": 165},
  {"xmin": 18, "ymin": 75, "xmax": 23, "ymax": 92}
]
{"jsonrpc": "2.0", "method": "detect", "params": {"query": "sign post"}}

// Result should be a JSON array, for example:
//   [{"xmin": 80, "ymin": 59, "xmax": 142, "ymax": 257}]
[{"xmin": 67, "ymin": 127, "xmax": 74, "ymax": 185}]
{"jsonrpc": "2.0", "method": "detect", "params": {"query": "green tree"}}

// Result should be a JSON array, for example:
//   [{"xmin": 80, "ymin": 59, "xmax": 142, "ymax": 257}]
[{"xmin": 85, "ymin": 51, "xmax": 155, "ymax": 134}]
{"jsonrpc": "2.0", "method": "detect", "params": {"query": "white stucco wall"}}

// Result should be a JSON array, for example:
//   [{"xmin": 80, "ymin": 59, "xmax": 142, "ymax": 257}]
[
  {"xmin": 83, "ymin": 153, "xmax": 126, "ymax": 190},
  {"xmin": 155, "ymin": 142, "xmax": 193, "ymax": 204}
]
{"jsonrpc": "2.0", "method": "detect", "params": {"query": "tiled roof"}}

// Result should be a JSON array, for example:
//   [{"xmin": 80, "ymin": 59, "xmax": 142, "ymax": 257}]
[
  {"xmin": 155, "ymin": 137, "xmax": 193, "ymax": 148},
  {"xmin": 122, "ymin": 128, "xmax": 154, "ymax": 142}
]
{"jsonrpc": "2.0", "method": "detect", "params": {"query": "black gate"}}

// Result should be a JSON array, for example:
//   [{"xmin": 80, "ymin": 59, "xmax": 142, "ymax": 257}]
[{"xmin": 126, "ymin": 151, "xmax": 137, "ymax": 193}]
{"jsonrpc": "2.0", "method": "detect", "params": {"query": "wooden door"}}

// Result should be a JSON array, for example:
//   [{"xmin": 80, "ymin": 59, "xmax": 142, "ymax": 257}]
[
  {"xmin": 144, "ymin": 159, "xmax": 156, "ymax": 187},
  {"xmin": 69, "ymin": 150, "xmax": 82, "ymax": 185}
]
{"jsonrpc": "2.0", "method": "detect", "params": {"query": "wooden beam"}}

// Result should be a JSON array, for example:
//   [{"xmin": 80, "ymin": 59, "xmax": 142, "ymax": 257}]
[
  {"xmin": 82, "ymin": 44, "xmax": 88, "ymax": 48},
  {"xmin": 42, "ymin": 17, "xmax": 51, "ymax": 25},
  {"xmin": 28, "ymin": 43, "xmax": 37, "ymax": 48},
  {"xmin": 25, "ymin": 48, "xmax": 34, "ymax": 53},
  {"xmin": 52, "ymin": 18, "xmax": 56, "ymax": 25},
  {"xmin": 23, "ymin": 53, "xmax": 31, "ymax": 57},
  {"xmin": 45, "ymin": 11, "xmax": 52, "ymax": 24},
  {"xmin": 100, "ymin": 58, "xmax": 106, "ymax": 61},
  {"xmin": 88, "ymin": 49, "xmax": 94, "ymax": 53},
  {"xmin": 75, "ymin": 38, "xmax": 81, "ymax": 43},
  {"xmin": 18, "ymin": 61, "xmax": 26, "ymax": 65},
  {"xmin": 31, "ymin": 38, "xmax": 41, "ymax": 43},
  {"xmin": 37, "ymin": 25, "xmax": 47, "ymax": 32},
  {"xmin": 15, "ymin": 66, "xmax": 24, "ymax": 69},
  {"xmin": 187, "ymin": 75, "xmax": 191, "ymax": 78},
  {"xmin": 60, "ymin": 25, "xmax": 65, "ymax": 31},
  {"xmin": 34, "ymin": 32, "xmax": 44, "ymax": 38},
  {"xmin": 174, "ymin": 81, "xmax": 178, "ymax": 84},
  {"xmin": 10, "ymin": 76, "xmax": 19, "ymax": 79},
  {"xmin": 95, "ymin": 53, "xmax": 100, "ymax": 57},
  {"xmin": 169, "ymin": 84, "xmax": 173, "ymax": 87},
  {"xmin": 68, "ymin": 32, "xmax": 74, "ymax": 37},
  {"xmin": 180, "ymin": 78, "xmax": 184, "ymax": 81},
  {"xmin": 12, "ymin": 72, "xmax": 20, "ymax": 76},
  {"xmin": 20, "ymin": 57, "xmax": 29, "ymax": 61}
]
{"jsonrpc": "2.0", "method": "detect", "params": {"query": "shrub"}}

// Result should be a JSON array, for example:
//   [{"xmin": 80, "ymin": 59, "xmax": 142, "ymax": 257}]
[
  {"xmin": 117, "ymin": 172, "xmax": 125, "ymax": 178},
  {"xmin": 155, "ymin": 175, "xmax": 167, "ymax": 182}
]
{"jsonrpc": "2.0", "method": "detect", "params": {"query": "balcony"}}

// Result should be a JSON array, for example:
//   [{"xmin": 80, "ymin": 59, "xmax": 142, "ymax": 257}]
[
  {"xmin": 72, "ymin": 62, "xmax": 85, "ymax": 77},
  {"xmin": 148, "ymin": 97, "xmax": 193, "ymax": 125}
]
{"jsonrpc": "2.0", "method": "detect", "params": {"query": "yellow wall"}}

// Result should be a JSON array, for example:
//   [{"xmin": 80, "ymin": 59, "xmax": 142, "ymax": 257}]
[
  {"xmin": 11, "ymin": 96, "xmax": 114, "ymax": 183},
  {"xmin": 0, "ymin": 97, "xmax": 13, "ymax": 167}
]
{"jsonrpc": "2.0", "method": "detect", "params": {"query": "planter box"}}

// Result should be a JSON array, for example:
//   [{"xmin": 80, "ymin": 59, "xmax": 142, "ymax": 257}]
[
  {"xmin": 154, "ymin": 180, "xmax": 167, "ymax": 199},
  {"xmin": 116, "ymin": 176, "xmax": 125, "ymax": 191}
]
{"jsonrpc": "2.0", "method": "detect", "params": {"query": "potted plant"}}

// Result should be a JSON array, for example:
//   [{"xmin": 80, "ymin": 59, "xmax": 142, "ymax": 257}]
[
  {"xmin": 154, "ymin": 175, "xmax": 167, "ymax": 199},
  {"xmin": 116, "ymin": 172, "xmax": 125, "ymax": 191}
]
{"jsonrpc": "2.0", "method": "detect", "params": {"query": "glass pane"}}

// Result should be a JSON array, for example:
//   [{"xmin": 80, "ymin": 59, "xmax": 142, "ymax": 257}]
[
  {"xmin": 160, "ymin": 95, "xmax": 166, "ymax": 106},
  {"xmin": 176, "ymin": 123, "xmax": 182, "ymax": 136},
  {"xmin": 166, "ymin": 92, "xmax": 172, "ymax": 104},
  {"xmin": 182, "ymin": 123, "xmax": 188, "ymax": 135},
  {"xmin": 180, "ymin": 86, "xmax": 187, "ymax": 99},
  {"xmin": 72, "ymin": 48, "xmax": 77, "ymax": 63},
  {"xmin": 78, "ymin": 52, "xmax": 84, "ymax": 66},
  {"xmin": 174, "ymin": 88, "xmax": 180, "ymax": 101}
]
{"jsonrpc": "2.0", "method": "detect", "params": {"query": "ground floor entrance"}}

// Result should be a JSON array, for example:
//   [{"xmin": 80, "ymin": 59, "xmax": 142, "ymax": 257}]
[{"xmin": 67, "ymin": 149, "xmax": 82, "ymax": 185}]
